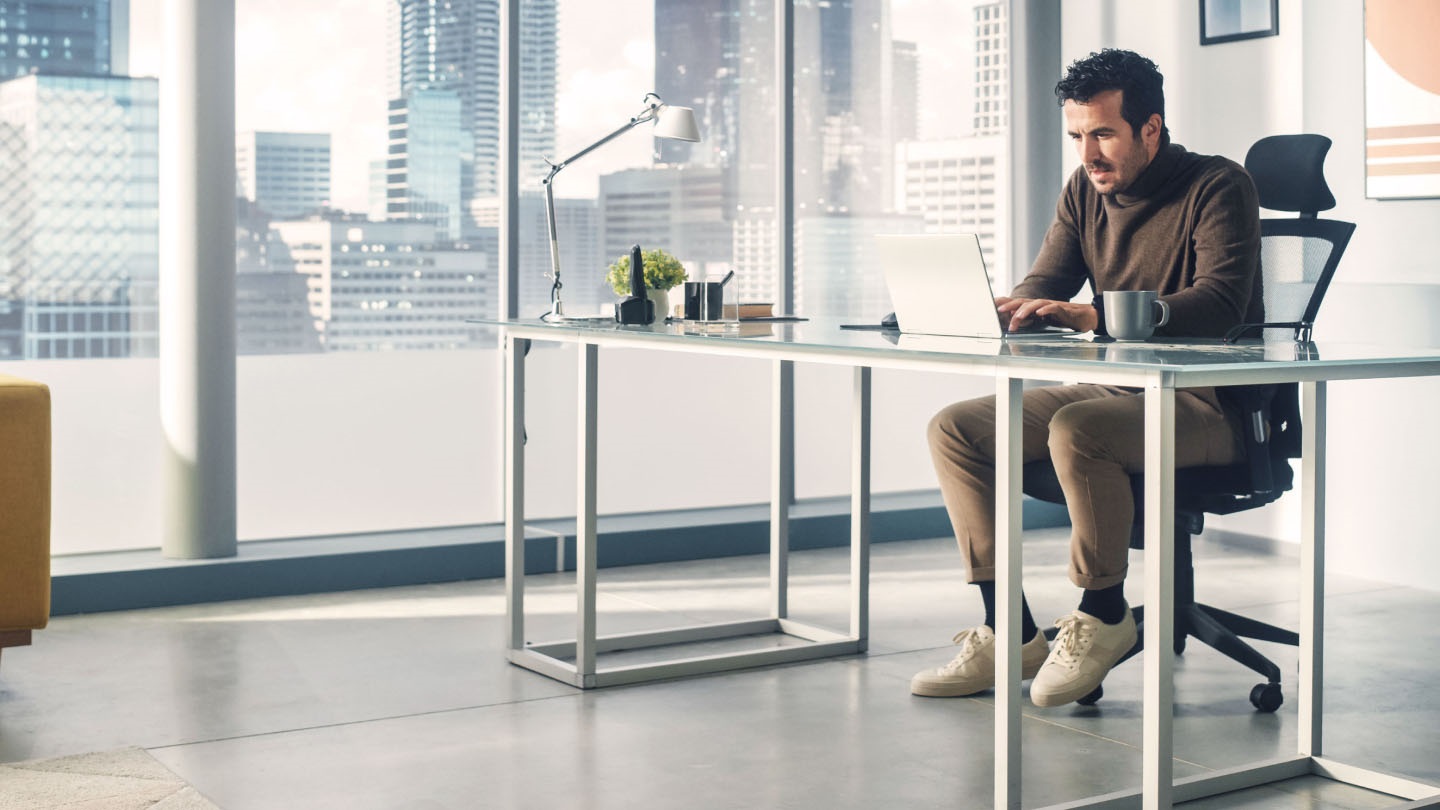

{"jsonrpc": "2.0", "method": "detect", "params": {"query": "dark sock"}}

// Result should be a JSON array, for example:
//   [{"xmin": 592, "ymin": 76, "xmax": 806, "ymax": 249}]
[
  {"xmin": 975, "ymin": 581, "xmax": 1038, "ymax": 642},
  {"xmin": 1078, "ymin": 582, "xmax": 1128, "ymax": 625}
]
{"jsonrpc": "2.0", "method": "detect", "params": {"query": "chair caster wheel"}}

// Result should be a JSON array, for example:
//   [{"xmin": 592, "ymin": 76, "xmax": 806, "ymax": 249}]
[
  {"xmin": 1250, "ymin": 682, "xmax": 1283, "ymax": 713},
  {"xmin": 1077, "ymin": 685, "xmax": 1103, "ymax": 706}
]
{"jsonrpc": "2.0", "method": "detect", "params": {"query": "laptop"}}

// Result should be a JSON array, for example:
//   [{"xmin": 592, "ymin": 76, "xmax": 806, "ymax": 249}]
[{"xmin": 876, "ymin": 233, "xmax": 1078, "ymax": 340}]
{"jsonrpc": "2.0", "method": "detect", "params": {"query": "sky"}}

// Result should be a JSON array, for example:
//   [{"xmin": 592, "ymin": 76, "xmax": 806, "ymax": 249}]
[{"xmin": 128, "ymin": 0, "xmax": 984, "ymax": 212}]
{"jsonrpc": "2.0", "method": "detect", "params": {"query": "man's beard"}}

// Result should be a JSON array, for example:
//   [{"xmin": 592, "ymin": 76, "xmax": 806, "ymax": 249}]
[{"xmin": 1088, "ymin": 151, "xmax": 1147, "ymax": 197}]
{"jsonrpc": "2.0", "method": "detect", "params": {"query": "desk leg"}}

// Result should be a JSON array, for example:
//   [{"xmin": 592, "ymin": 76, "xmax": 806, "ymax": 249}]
[
  {"xmin": 772, "ymin": 360, "xmax": 794, "ymax": 619},
  {"xmin": 994, "ymin": 376, "xmax": 1023, "ymax": 810},
  {"xmin": 851, "ymin": 367, "xmax": 871, "ymax": 645},
  {"xmin": 1299, "ymin": 381, "xmax": 1326, "ymax": 757},
  {"xmin": 505, "ymin": 336, "xmax": 527, "ymax": 653},
  {"xmin": 1142, "ymin": 382, "xmax": 1176, "ymax": 810},
  {"xmin": 577, "ymin": 343, "xmax": 599, "ymax": 683}
]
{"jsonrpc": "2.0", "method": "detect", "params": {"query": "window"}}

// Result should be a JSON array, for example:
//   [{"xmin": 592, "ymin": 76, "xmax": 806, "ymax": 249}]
[{"xmin": 23, "ymin": 0, "xmax": 1006, "ymax": 556}]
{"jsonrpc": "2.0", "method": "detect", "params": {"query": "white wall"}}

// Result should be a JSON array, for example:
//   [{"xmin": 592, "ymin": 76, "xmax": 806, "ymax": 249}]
[{"xmin": 1062, "ymin": 1, "xmax": 1440, "ymax": 591}]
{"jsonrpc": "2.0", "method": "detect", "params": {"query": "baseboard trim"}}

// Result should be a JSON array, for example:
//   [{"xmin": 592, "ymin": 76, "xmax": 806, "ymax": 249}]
[{"xmin": 50, "ymin": 493, "xmax": 1069, "ymax": 616}]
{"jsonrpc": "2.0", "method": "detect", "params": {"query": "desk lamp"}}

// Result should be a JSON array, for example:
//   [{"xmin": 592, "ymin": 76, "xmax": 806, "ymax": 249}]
[{"xmin": 541, "ymin": 92, "xmax": 701, "ymax": 321}]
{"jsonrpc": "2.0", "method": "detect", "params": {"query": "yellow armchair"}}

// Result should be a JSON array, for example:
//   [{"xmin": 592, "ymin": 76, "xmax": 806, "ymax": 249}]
[{"xmin": 0, "ymin": 373, "xmax": 50, "ymax": 666}]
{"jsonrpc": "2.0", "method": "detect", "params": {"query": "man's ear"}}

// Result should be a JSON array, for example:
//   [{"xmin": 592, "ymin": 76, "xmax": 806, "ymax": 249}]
[{"xmin": 1144, "ymin": 113, "xmax": 1163, "ymax": 145}]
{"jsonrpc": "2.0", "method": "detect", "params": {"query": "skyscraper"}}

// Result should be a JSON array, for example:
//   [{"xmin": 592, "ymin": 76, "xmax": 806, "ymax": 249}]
[
  {"xmin": 236, "ymin": 131, "xmax": 332, "ymax": 219},
  {"xmin": 472, "ymin": 192, "xmax": 601, "ymax": 318},
  {"xmin": 386, "ymin": 89, "xmax": 469, "ymax": 241},
  {"xmin": 235, "ymin": 198, "xmax": 324, "ymax": 355},
  {"xmin": 598, "ymin": 165, "xmax": 731, "ymax": 275},
  {"xmin": 889, "ymin": 1, "xmax": 1013, "ymax": 286},
  {"xmin": 973, "ymin": 1, "xmax": 1007, "ymax": 136},
  {"xmin": 795, "ymin": 0, "xmax": 892, "ymax": 215},
  {"xmin": 653, "ymin": 0, "xmax": 777, "ymax": 299},
  {"xmin": 654, "ymin": 0, "xmax": 898, "ymax": 308},
  {"xmin": 269, "ymin": 219, "xmax": 488, "ymax": 352},
  {"xmin": 894, "ymin": 136, "xmax": 1008, "ymax": 284},
  {"xmin": 0, "ymin": 0, "xmax": 129, "ymax": 79},
  {"xmin": 0, "ymin": 74, "xmax": 159, "ymax": 359},
  {"xmin": 654, "ymin": 0, "xmax": 774, "ymax": 176},
  {"xmin": 892, "ymin": 40, "xmax": 918, "ymax": 143},
  {"xmin": 387, "ymin": 0, "xmax": 557, "ymax": 206}
]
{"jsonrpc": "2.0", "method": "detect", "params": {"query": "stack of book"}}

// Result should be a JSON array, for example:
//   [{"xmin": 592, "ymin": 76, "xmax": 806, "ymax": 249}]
[{"xmin": 670, "ymin": 301, "xmax": 803, "ymax": 321}]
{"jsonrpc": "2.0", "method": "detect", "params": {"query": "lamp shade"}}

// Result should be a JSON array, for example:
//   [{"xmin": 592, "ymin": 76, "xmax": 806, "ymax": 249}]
[{"xmin": 653, "ymin": 104, "xmax": 701, "ymax": 142}]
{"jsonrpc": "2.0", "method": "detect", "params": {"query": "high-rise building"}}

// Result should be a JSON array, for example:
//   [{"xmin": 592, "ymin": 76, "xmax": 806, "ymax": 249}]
[
  {"xmin": 653, "ymin": 0, "xmax": 897, "ymax": 303},
  {"xmin": 730, "ymin": 208, "xmax": 776, "ymax": 305},
  {"xmin": 471, "ymin": 192, "xmax": 601, "ymax": 319},
  {"xmin": 235, "ymin": 198, "xmax": 324, "ymax": 355},
  {"xmin": 894, "ymin": 136, "xmax": 1009, "ymax": 285},
  {"xmin": 0, "ymin": 74, "xmax": 158, "ymax": 359},
  {"xmin": 973, "ymin": 1, "xmax": 1007, "ymax": 136},
  {"xmin": 368, "ymin": 159, "xmax": 388, "ymax": 222},
  {"xmin": 892, "ymin": 40, "xmax": 919, "ymax": 143},
  {"xmin": 794, "ymin": 0, "xmax": 893, "ymax": 215},
  {"xmin": 0, "ymin": 0, "xmax": 129, "ymax": 79},
  {"xmin": 794, "ymin": 212, "xmax": 924, "ymax": 321},
  {"xmin": 236, "ymin": 131, "xmax": 332, "ymax": 219},
  {"xmin": 387, "ymin": 0, "xmax": 557, "ymax": 205},
  {"xmin": 599, "ymin": 166, "xmax": 731, "ymax": 283},
  {"xmin": 653, "ymin": 0, "xmax": 773, "ymax": 181},
  {"xmin": 386, "ymin": 89, "xmax": 469, "ymax": 241},
  {"xmin": 269, "ymin": 219, "xmax": 489, "ymax": 352}
]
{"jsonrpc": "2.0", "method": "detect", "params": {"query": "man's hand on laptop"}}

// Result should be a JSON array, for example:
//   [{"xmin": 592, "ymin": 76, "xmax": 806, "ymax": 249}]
[{"xmin": 995, "ymin": 297, "xmax": 1099, "ymax": 334}]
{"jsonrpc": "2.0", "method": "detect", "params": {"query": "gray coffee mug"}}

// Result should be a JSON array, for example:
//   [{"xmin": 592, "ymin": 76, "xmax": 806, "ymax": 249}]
[{"xmin": 1103, "ymin": 290, "xmax": 1170, "ymax": 341}]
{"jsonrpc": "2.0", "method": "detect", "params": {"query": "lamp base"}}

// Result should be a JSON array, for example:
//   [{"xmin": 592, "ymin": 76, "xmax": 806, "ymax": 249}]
[{"xmin": 541, "ymin": 301, "xmax": 617, "ymax": 325}]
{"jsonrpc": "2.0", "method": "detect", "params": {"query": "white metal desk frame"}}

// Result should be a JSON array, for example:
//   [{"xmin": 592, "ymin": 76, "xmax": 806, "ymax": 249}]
[
  {"xmin": 503, "ymin": 333, "xmax": 876, "ymax": 690},
  {"xmin": 497, "ymin": 321, "xmax": 1440, "ymax": 810}
]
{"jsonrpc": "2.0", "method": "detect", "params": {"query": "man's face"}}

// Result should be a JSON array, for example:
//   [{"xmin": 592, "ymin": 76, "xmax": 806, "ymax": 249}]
[{"xmin": 1063, "ymin": 89, "xmax": 1161, "ymax": 196}]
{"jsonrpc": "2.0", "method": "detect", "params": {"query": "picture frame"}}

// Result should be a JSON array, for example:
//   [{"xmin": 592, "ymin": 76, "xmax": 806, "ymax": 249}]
[
  {"xmin": 1199, "ymin": 0, "xmax": 1279, "ymax": 46},
  {"xmin": 1364, "ymin": 0, "xmax": 1440, "ymax": 200}
]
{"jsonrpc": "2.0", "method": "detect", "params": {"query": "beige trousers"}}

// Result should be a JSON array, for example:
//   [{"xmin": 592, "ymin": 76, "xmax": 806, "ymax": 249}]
[{"xmin": 927, "ymin": 384, "xmax": 1245, "ymax": 590}]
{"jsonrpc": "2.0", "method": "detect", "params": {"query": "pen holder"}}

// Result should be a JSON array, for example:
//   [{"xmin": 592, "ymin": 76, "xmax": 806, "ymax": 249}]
[{"xmin": 683, "ymin": 279, "xmax": 738, "ymax": 325}]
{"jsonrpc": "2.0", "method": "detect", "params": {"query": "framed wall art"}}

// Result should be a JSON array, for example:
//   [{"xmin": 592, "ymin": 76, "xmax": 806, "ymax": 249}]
[
  {"xmin": 1199, "ymin": 0, "xmax": 1279, "ymax": 46},
  {"xmin": 1365, "ymin": 0, "xmax": 1440, "ymax": 200}
]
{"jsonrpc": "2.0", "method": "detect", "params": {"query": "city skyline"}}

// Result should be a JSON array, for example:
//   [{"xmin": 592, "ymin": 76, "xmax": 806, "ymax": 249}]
[{"xmin": 125, "ymin": 0, "xmax": 991, "ymax": 212}]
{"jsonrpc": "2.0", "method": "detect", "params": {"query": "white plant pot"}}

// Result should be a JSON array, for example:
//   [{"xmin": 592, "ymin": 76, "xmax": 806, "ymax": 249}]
[{"xmin": 647, "ymin": 288, "xmax": 671, "ymax": 322}]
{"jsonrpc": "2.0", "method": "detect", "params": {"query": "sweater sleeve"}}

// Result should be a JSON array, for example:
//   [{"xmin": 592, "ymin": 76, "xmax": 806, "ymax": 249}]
[
  {"xmin": 1009, "ymin": 170, "xmax": 1092, "ymax": 301},
  {"xmin": 1156, "ymin": 165, "xmax": 1261, "ymax": 338}
]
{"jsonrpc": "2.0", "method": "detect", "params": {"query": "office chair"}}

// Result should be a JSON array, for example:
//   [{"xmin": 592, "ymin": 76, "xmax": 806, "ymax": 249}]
[{"xmin": 1022, "ymin": 134, "xmax": 1355, "ymax": 712}]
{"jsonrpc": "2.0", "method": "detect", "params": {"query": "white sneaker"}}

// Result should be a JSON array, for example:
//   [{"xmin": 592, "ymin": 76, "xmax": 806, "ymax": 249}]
[
  {"xmin": 1029, "ymin": 607, "xmax": 1137, "ymax": 708},
  {"xmin": 910, "ymin": 625, "xmax": 1050, "ymax": 698}
]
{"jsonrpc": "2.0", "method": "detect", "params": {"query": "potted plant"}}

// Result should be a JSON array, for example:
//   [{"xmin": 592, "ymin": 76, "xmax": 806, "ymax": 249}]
[{"xmin": 606, "ymin": 248, "xmax": 688, "ymax": 320}]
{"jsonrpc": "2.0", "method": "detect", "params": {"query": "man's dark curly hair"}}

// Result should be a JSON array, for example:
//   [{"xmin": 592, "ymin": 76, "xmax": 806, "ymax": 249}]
[{"xmin": 1054, "ymin": 49, "xmax": 1170, "ymax": 146}]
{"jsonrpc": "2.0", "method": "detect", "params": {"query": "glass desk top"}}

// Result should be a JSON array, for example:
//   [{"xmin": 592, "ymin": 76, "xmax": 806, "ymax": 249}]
[{"xmin": 479, "ymin": 316, "xmax": 1440, "ymax": 385}]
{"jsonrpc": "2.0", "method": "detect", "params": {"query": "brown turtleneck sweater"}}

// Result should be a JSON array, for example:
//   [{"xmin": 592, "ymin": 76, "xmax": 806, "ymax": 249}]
[{"xmin": 1013, "ymin": 142, "xmax": 1262, "ymax": 338}]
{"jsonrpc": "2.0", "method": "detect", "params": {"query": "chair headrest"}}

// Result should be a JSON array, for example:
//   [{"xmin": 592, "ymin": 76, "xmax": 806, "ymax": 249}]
[
  {"xmin": 1238, "ymin": 134, "xmax": 1336, "ymax": 214},
  {"xmin": 1243, "ymin": 134, "xmax": 1337, "ymax": 214}
]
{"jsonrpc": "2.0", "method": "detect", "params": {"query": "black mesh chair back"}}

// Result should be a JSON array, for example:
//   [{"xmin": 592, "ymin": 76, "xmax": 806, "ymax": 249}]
[
  {"xmin": 1020, "ymin": 134, "xmax": 1353, "ymax": 712},
  {"xmin": 1226, "ymin": 135, "xmax": 1355, "ymax": 343}
]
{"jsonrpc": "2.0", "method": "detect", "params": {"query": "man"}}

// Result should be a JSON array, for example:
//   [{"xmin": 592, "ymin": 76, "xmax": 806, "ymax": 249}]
[{"xmin": 911, "ymin": 49, "xmax": 1262, "ymax": 707}]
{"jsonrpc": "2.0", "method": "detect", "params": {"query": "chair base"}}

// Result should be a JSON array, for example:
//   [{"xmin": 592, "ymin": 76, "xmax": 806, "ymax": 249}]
[
  {"xmin": 1043, "ymin": 602, "xmax": 1297, "ymax": 711},
  {"xmin": 1041, "ymin": 536, "xmax": 1300, "ymax": 712}
]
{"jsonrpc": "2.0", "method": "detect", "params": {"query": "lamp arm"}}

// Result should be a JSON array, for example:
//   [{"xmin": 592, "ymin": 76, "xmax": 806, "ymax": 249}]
[
  {"xmin": 543, "ymin": 104, "xmax": 659, "ymax": 178},
  {"xmin": 540, "ymin": 100, "xmax": 662, "ymax": 320}
]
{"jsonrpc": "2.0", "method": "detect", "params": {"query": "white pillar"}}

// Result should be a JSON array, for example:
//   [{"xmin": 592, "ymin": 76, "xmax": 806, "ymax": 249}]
[
  {"xmin": 160, "ymin": 0, "xmax": 237, "ymax": 558},
  {"xmin": 1008, "ymin": 0, "xmax": 1062, "ymax": 284}
]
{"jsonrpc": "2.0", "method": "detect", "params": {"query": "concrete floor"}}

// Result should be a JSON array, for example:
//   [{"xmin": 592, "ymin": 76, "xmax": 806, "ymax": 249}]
[{"xmin": 1, "ymin": 529, "xmax": 1435, "ymax": 809}]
